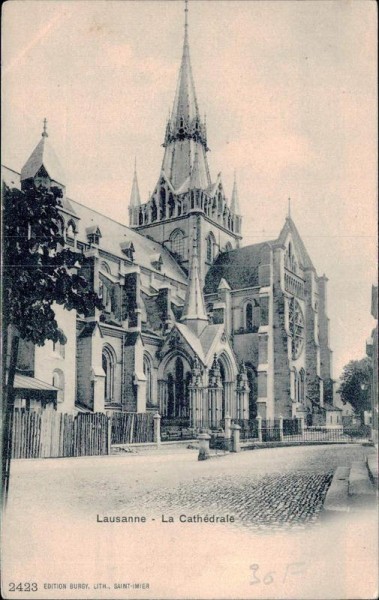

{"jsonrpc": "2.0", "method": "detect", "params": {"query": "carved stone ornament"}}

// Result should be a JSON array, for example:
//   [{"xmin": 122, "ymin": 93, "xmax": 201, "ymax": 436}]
[{"xmin": 168, "ymin": 330, "xmax": 182, "ymax": 350}]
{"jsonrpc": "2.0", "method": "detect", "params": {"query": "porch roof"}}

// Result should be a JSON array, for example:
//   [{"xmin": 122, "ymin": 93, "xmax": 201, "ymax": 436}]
[{"xmin": 14, "ymin": 374, "xmax": 59, "ymax": 392}]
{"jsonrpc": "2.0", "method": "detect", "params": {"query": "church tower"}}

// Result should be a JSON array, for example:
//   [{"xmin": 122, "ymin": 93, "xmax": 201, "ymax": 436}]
[{"xmin": 129, "ymin": 0, "xmax": 242, "ymax": 282}]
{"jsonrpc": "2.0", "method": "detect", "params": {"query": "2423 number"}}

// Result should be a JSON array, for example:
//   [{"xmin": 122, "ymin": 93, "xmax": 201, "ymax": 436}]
[{"xmin": 8, "ymin": 583, "xmax": 38, "ymax": 592}]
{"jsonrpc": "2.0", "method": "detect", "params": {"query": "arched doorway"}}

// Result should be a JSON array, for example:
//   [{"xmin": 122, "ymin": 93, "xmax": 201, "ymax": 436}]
[{"xmin": 166, "ymin": 357, "xmax": 190, "ymax": 422}]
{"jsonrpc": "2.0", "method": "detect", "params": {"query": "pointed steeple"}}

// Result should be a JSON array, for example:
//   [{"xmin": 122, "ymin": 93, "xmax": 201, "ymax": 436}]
[
  {"xmin": 181, "ymin": 222, "xmax": 208, "ymax": 334},
  {"xmin": 161, "ymin": 0, "xmax": 211, "ymax": 191},
  {"xmin": 230, "ymin": 171, "xmax": 240, "ymax": 215},
  {"xmin": 129, "ymin": 159, "xmax": 141, "ymax": 208},
  {"xmin": 20, "ymin": 119, "xmax": 66, "ymax": 187}
]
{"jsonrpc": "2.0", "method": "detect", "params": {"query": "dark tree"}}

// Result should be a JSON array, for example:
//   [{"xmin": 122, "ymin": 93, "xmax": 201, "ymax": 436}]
[
  {"xmin": 338, "ymin": 357, "xmax": 372, "ymax": 418},
  {"xmin": 2, "ymin": 182, "xmax": 102, "ymax": 504}
]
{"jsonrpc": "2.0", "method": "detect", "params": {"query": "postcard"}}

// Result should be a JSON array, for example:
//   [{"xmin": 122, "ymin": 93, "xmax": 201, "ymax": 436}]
[{"xmin": 1, "ymin": 1, "xmax": 378, "ymax": 599}]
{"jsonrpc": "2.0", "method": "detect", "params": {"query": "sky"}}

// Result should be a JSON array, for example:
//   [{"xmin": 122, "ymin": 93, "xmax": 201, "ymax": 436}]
[{"xmin": 2, "ymin": 0, "xmax": 377, "ymax": 377}]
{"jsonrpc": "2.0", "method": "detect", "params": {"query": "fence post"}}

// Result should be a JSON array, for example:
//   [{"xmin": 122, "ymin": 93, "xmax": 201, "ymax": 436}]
[
  {"xmin": 231, "ymin": 423, "xmax": 241, "ymax": 453},
  {"xmin": 153, "ymin": 413, "xmax": 161, "ymax": 447},
  {"xmin": 198, "ymin": 431, "xmax": 211, "ymax": 461},
  {"xmin": 107, "ymin": 415, "xmax": 112, "ymax": 455},
  {"xmin": 278, "ymin": 416, "xmax": 284, "ymax": 442},
  {"xmin": 256, "ymin": 416, "xmax": 262, "ymax": 442}
]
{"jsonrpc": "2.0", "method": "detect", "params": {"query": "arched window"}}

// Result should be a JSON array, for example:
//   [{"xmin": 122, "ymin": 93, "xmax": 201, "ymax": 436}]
[
  {"xmin": 299, "ymin": 369, "xmax": 305, "ymax": 403},
  {"xmin": 100, "ymin": 261, "xmax": 111, "ymax": 274},
  {"xmin": 245, "ymin": 303, "xmax": 253, "ymax": 332},
  {"xmin": 170, "ymin": 229, "xmax": 185, "ymax": 260},
  {"xmin": 168, "ymin": 193, "xmax": 175, "ymax": 217},
  {"xmin": 160, "ymin": 188, "xmax": 166, "ymax": 219},
  {"xmin": 151, "ymin": 199, "xmax": 158, "ymax": 222},
  {"xmin": 219, "ymin": 361, "xmax": 226, "ymax": 419},
  {"xmin": 144, "ymin": 354, "xmax": 153, "ymax": 406},
  {"xmin": 102, "ymin": 346, "xmax": 115, "ymax": 403},
  {"xmin": 225, "ymin": 242, "xmax": 233, "ymax": 252},
  {"xmin": 52, "ymin": 369, "xmax": 64, "ymax": 404},
  {"xmin": 293, "ymin": 369, "xmax": 298, "ymax": 402},
  {"xmin": 206, "ymin": 232, "xmax": 216, "ymax": 262}
]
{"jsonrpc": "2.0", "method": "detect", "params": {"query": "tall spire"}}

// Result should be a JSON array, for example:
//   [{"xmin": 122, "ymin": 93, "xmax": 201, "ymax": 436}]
[
  {"xmin": 287, "ymin": 197, "xmax": 291, "ymax": 219},
  {"xmin": 42, "ymin": 117, "xmax": 48, "ymax": 138},
  {"xmin": 161, "ymin": 0, "xmax": 211, "ymax": 191},
  {"xmin": 231, "ymin": 171, "xmax": 240, "ymax": 215},
  {"xmin": 181, "ymin": 221, "xmax": 208, "ymax": 334},
  {"xmin": 129, "ymin": 158, "xmax": 141, "ymax": 208}
]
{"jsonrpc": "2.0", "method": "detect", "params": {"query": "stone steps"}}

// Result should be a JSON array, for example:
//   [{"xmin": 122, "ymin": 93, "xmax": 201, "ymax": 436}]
[{"xmin": 324, "ymin": 457, "xmax": 377, "ymax": 514}]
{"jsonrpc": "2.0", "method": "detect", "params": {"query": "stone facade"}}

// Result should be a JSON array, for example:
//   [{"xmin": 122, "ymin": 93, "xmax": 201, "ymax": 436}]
[{"xmin": 3, "ymin": 3, "xmax": 334, "ymax": 427}]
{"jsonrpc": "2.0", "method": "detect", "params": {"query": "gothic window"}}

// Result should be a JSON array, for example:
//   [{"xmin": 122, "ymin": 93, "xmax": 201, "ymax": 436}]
[
  {"xmin": 287, "ymin": 241, "xmax": 298, "ymax": 272},
  {"xmin": 289, "ymin": 298, "xmax": 304, "ymax": 359},
  {"xmin": 100, "ymin": 261, "xmax": 111, "ymax": 274},
  {"xmin": 52, "ymin": 369, "xmax": 64, "ymax": 404},
  {"xmin": 206, "ymin": 232, "xmax": 216, "ymax": 262},
  {"xmin": 219, "ymin": 361, "xmax": 226, "ymax": 419},
  {"xmin": 160, "ymin": 188, "xmax": 167, "ymax": 219},
  {"xmin": 151, "ymin": 199, "xmax": 158, "ymax": 222},
  {"xmin": 225, "ymin": 242, "xmax": 233, "ymax": 252},
  {"xmin": 299, "ymin": 369, "xmax": 305, "ymax": 403},
  {"xmin": 144, "ymin": 355, "xmax": 153, "ymax": 406},
  {"xmin": 170, "ymin": 229, "xmax": 185, "ymax": 260},
  {"xmin": 293, "ymin": 368, "xmax": 298, "ymax": 402},
  {"xmin": 102, "ymin": 346, "xmax": 115, "ymax": 403},
  {"xmin": 168, "ymin": 193, "xmax": 175, "ymax": 217},
  {"xmin": 245, "ymin": 303, "xmax": 253, "ymax": 332},
  {"xmin": 99, "ymin": 279, "xmax": 111, "ymax": 312}
]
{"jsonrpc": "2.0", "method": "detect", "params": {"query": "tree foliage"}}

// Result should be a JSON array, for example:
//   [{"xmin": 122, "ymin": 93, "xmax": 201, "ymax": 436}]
[
  {"xmin": 338, "ymin": 357, "xmax": 372, "ymax": 416},
  {"xmin": 3, "ymin": 183, "xmax": 102, "ymax": 345}
]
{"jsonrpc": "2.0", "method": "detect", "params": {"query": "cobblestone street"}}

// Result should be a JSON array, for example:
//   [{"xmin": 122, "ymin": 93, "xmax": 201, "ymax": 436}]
[
  {"xmin": 3, "ymin": 444, "xmax": 377, "ymax": 599},
  {"xmin": 6, "ymin": 444, "xmax": 374, "ymax": 530}
]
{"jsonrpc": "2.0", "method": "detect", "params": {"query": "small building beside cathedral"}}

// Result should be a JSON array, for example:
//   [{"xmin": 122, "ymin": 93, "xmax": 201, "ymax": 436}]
[{"xmin": 2, "ymin": 2, "xmax": 335, "ymax": 429}]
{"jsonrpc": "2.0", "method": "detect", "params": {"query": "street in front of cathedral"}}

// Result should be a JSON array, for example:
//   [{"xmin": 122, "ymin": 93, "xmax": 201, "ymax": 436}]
[{"xmin": 2, "ymin": 443, "xmax": 378, "ymax": 599}]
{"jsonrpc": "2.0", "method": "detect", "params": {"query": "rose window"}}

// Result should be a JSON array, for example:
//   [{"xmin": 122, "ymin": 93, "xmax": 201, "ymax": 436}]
[{"xmin": 289, "ymin": 298, "xmax": 304, "ymax": 359}]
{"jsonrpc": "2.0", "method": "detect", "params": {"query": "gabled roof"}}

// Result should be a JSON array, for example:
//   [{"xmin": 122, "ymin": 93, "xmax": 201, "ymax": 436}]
[
  {"xmin": 277, "ymin": 216, "xmax": 314, "ymax": 270},
  {"xmin": 199, "ymin": 324, "xmax": 222, "ymax": 358},
  {"xmin": 175, "ymin": 322, "xmax": 205, "ymax": 362},
  {"xmin": 205, "ymin": 241, "xmax": 272, "ymax": 293},
  {"xmin": 20, "ymin": 133, "xmax": 66, "ymax": 186}
]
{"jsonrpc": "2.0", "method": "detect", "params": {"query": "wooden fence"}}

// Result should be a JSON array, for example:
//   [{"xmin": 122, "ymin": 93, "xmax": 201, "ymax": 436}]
[
  {"xmin": 11, "ymin": 410, "xmax": 154, "ymax": 459},
  {"xmin": 110, "ymin": 412, "xmax": 154, "ymax": 444}
]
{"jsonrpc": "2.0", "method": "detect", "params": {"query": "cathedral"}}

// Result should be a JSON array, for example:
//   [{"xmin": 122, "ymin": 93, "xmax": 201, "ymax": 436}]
[{"xmin": 3, "ymin": 1, "xmax": 335, "ymax": 429}]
